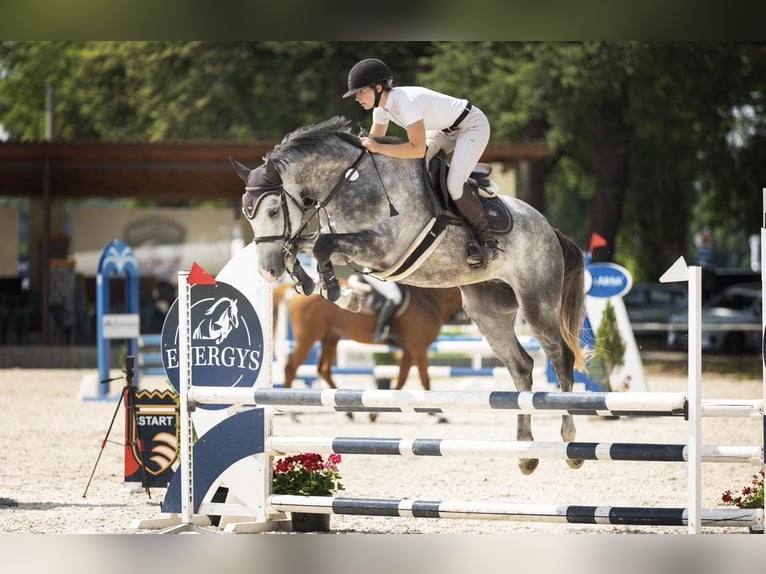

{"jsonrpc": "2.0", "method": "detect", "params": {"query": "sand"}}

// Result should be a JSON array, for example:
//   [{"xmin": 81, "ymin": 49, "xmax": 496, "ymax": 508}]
[{"xmin": 0, "ymin": 367, "xmax": 762, "ymax": 535}]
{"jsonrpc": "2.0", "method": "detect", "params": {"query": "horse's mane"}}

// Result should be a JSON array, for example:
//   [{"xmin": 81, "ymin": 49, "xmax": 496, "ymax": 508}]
[
  {"xmin": 267, "ymin": 116, "xmax": 406, "ymax": 176},
  {"xmin": 271, "ymin": 116, "xmax": 362, "ymax": 160}
]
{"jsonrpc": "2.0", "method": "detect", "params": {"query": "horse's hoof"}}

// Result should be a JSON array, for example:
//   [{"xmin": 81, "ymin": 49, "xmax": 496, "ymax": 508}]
[
  {"xmin": 288, "ymin": 262, "xmax": 316, "ymax": 296},
  {"xmin": 318, "ymin": 264, "xmax": 340, "ymax": 302},
  {"xmin": 369, "ymin": 413, "xmax": 378, "ymax": 423},
  {"xmin": 518, "ymin": 458, "xmax": 539, "ymax": 475},
  {"xmin": 345, "ymin": 412, "xmax": 354, "ymax": 421},
  {"xmin": 567, "ymin": 459, "xmax": 585, "ymax": 470},
  {"xmin": 326, "ymin": 284, "xmax": 340, "ymax": 302},
  {"xmin": 436, "ymin": 416, "xmax": 449, "ymax": 424},
  {"xmin": 294, "ymin": 278, "xmax": 315, "ymax": 296}
]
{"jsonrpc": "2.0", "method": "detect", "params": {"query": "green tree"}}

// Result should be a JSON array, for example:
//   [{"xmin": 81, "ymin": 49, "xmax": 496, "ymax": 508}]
[
  {"xmin": 2, "ymin": 41, "xmax": 765, "ymax": 282},
  {"xmin": 588, "ymin": 300, "xmax": 626, "ymax": 392}
]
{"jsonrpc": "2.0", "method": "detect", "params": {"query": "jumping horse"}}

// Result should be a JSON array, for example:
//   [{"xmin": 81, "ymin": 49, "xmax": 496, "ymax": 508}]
[{"xmin": 232, "ymin": 116, "xmax": 586, "ymax": 475}]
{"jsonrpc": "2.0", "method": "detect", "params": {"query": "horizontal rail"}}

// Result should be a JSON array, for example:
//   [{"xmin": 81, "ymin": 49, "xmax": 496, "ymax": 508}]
[
  {"xmin": 332, "ymin": 336, "xmax": 541, "ymax": 355},
  {"xmin": 295, "ymin": 365, "xmax": 514, "ymax": 380},
  {"xmin": 188, "ymin": 387, "xmax": 689, "ymax": 416},
  {"xmin": 269, "ymin": 495, "xmax": 762, "ymax": 528},
  {"xmin": 267, "ymin": 436, "xmax": 763, "ymax": 464},
  {"xmin": 666, "ymin": 323, "xmax": 762, "ymax": 332}
]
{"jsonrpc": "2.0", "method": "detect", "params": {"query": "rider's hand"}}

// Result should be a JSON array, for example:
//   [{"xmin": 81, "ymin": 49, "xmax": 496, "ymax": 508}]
[{"xmin": 359, "ymin": 136, "xmax": 379, "ymax": 153}]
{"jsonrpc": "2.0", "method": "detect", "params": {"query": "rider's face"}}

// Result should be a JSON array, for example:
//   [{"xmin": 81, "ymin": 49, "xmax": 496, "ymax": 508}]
[{"xmin": 355, "ymin": 86, "xmax": 377, "ymax": 110}]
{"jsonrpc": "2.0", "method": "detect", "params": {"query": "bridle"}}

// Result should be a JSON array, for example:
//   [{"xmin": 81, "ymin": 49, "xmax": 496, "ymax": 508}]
[{"xmin": 241, "ymin": 147, "xmax": 368, "ymax": 259}]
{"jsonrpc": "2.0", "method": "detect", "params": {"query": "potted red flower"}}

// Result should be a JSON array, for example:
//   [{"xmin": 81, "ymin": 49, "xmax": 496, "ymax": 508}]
[{"xmin": 272, "ymin": 452, "xmax": 344, "ymax": 532}]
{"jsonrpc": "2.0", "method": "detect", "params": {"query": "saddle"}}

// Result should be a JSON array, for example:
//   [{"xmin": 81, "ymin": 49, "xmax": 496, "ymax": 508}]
[
  {"xmin": 426, "ymin": 154, "xmax": 513, "ymax": 235},
  {"xmin": 347, "ymin": 274, "xmax": 409, "ymax": 316}
]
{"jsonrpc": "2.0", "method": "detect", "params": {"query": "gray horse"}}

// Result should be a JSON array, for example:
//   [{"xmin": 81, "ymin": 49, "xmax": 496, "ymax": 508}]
[{"xmin": 231, "ymin": 116, "xmax": 586, "ymax": 475}]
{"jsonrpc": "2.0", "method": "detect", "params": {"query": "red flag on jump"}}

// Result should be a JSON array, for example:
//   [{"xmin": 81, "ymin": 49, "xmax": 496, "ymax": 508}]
[
  {"xmin": 188, "ymin": 262, "xmax": 216, "ymax": 286},
  {"xmin": 588, "ymin": 233, "xmax": 608, "ymax": 254}
]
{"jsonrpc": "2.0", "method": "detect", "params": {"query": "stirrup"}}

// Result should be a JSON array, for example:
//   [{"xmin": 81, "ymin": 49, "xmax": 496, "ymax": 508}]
[
  {"xmin": 466, "ymin": 240, "xmax": 499, "ymax": 269},
  {"xmin": 373, "ymin": 324, "xmax": 390, "ymax": 343}
]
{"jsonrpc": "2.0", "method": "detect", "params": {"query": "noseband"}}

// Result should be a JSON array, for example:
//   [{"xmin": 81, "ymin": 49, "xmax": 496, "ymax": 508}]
[{"xmin": 241, "ymin": 148, "xmax": 368, "ymax": 255}]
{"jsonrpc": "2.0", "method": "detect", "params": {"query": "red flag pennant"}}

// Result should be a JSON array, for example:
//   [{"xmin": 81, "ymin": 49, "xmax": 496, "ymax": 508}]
[
  {"xmin": 188, "ymin": 262, "xmax": 216, "ymax": 285},
  {"xmin": 588, "ymin": 232, "xmax": 608, "ymax": 254}
]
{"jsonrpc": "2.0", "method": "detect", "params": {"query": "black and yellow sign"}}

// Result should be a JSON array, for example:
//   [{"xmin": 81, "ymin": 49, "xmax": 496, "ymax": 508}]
[{"xmin": 124, "ymin": 388, "xmax": 178, "ymax": 487}]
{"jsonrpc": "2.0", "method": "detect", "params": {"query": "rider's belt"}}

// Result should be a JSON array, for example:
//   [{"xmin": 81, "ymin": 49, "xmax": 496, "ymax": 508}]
[{"xmin": 442, "ymin": 102, "xmax": 472, "ymax": 134}]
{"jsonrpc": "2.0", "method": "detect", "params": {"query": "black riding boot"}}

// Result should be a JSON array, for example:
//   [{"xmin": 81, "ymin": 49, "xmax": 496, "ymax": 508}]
[
  {"xmin": 373, "ymin": 298, "xmax": 397, "ymax": 343},
  {"xmin": 454, "ymin": 186, "xmax": 499, "ymax": 267}
]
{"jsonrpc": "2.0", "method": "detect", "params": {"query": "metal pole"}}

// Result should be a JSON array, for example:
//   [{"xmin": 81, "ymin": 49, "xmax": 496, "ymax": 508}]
[
  {"xmin": 41, "ymin": 84, "xmax": 55, "ymax": 344},
  {"xmin": 177, "ymin": 270, "xmax": 193, "ymax": 525},
  {"xmin": 761, "ymin": 188, "xmax": 766, "ymax": 535},
  {"xmin": 687, "ymin": 264, "xmax": 702, "ymax": 534}
]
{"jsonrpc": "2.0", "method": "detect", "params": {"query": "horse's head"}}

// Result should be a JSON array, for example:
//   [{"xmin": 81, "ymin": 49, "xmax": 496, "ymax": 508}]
[
  {"xmin": 231, "ymin": 116, "xmax": 368, "ymax": 284},
  {"xmin": 231, "ymin": 156, "xmax": 308, "ymax": 283}
]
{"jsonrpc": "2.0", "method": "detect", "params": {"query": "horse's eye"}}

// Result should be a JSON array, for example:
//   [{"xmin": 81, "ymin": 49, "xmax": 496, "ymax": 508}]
[{"xmin": 267, "ymin": 206, "xmax": 280, "ymax": 218}]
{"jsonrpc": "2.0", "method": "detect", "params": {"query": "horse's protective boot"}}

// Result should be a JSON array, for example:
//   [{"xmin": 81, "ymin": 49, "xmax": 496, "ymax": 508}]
[
  {"xmin": 373, "ymin": 298, "xmax": 397, "ymax": 343},
  {"xmin": 317, "ymin": 263, "xmax": 340, "ymax": 302},
  {"xmin": 288, "ymin": 261, "xmax": 315, "ymax": 295},
  {"xmin": 454, "ymin": 187, "xmax": 499, "ymax": 268}
]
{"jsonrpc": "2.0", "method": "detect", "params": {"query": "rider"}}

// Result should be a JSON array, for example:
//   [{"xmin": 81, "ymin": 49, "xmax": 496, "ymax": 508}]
[
  {"xmin": 343, "ymin": 57, "xmax": 499, "ymax": 267},
  {"xmin": 351, "ymin": 273, "xmax": 403, "ymax": 343}
]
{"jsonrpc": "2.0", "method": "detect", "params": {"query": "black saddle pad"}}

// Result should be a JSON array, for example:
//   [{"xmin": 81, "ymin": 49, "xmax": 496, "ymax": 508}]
[
  {"xmin": 481, "ymin": 195, "xmax": 513, "ymax": 235},
  {"xmin": 427, "ymin": 156, "xmax": 513, "ymax": 236}
]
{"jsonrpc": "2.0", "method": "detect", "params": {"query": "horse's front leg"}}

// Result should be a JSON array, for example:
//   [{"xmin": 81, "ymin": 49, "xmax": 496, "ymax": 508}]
[
  {"xmin": 285, "ymin": 256, "xmax": 315, "ymax": 296},
  {"xmin": 313, "ymin": 230, "xmax": 382, "ymax": 305}
]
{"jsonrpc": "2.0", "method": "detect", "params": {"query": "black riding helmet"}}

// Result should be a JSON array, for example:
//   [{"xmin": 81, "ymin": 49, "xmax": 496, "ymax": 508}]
[{"xmin": 342, "ymin": 58, "xmax": 393, "ymax": 107}]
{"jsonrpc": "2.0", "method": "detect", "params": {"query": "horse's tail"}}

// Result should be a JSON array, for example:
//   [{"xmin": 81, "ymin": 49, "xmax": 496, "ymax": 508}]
[{"xmin": 555, "ymin": 229, "xmax": 587, "ymax": 372}]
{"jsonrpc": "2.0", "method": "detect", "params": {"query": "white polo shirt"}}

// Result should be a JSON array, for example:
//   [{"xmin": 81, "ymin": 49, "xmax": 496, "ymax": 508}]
[{"xmin": 372, "ymin": 86, "xmax": 468, "ymax": 131}]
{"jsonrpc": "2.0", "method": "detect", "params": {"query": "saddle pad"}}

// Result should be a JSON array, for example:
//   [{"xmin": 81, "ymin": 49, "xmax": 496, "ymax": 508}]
[{"xmin": 482, "ymin": 195, "xmax": 513, "ymax": 235}]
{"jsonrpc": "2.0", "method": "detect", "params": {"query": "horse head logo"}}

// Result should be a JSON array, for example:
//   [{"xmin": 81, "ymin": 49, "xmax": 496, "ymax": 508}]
[{"xmin": 192, "ymin": 297, "xmax": 240, "ymax": 344}]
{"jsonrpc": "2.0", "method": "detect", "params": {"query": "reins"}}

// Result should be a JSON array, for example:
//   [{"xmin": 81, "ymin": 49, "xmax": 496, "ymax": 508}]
[{"xmin": 294, "ymin": 147, "xmax": 368, "ymax": 241}]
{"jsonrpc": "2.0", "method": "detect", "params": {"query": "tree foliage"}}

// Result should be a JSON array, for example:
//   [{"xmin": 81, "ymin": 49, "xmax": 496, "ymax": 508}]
[{"xmin": 1, "ymin": 41, "xmax": 764, "ymax": 281}]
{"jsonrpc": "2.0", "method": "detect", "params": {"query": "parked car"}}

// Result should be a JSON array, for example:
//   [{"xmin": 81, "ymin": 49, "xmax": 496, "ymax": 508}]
[
  {"xmin": 666, "ymin": 283, "xmax": 762, "ymax": 353},
  {"xmin": 624, "ymin": 283, "xmax": 688, "ymax": 334}
]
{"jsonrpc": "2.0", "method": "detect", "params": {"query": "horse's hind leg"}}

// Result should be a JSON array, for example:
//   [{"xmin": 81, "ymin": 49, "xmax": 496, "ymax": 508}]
[
  {"xmin": 460, "ymin": 285, "xmax": 538, "ymax": 474},
  {"xmin": 522, "ymin": 298, "xmax": 583, "ymax": 470}
]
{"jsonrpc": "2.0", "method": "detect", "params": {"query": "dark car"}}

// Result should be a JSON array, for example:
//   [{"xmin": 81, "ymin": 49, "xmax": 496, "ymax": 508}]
[
  {"xmin": 624, "ymin": 283, "xmax": 688, "ymax": 335},
  {"xmin": 666, "ymin": 283, "xmax": 762, "ymax": 353}
]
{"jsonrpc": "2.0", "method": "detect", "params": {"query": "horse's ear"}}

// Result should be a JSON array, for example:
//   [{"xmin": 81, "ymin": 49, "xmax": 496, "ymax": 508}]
[
  {"xmin": 229, "ymin": 157, "xmax": 251, "ymax": 183},
  {"xmin": 264, "ymin": 159, "xmax": 281, "ymax": 184}
]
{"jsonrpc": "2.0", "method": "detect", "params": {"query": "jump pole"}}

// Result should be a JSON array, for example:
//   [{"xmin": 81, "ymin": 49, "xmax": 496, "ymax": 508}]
[
  {"xmin": 155, "ymin": 269, "xmax": 210, "ymax": 534},
  {"xmin": 660, "ymin": 256, "xmax": 701, "ymax": 533}
]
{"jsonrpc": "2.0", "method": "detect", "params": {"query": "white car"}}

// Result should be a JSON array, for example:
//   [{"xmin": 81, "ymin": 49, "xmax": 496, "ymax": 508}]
[{"xmin": 666, "ymin": 283, "xmax": 762, "ymax": 353}]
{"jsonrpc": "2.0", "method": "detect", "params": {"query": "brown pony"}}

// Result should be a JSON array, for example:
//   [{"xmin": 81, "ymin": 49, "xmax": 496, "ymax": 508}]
[{"xmin": 273, "ymin": 280, "xmax": 462, "ymax": 392}]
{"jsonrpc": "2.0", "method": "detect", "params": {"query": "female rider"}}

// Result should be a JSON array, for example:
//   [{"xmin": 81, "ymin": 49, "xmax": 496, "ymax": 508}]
[{"xmin": 343, "ymin": 57, "xmax": 499, "ymax": 267}]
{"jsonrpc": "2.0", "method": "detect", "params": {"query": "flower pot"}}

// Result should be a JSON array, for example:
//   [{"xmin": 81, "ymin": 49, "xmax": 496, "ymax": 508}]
[{"xmin": 291, "ymin": 512, "xmax": 331, "ymax": 533}]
